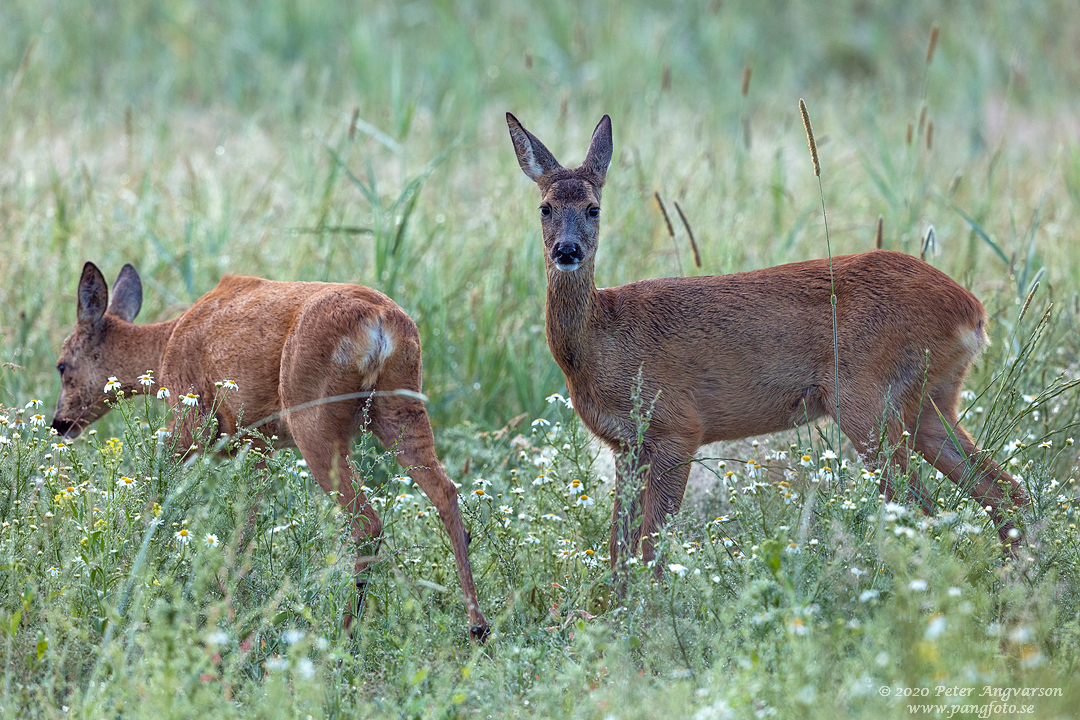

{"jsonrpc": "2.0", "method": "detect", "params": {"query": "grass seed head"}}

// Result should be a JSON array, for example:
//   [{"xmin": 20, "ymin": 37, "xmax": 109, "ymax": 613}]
[{"xmin": 798, "ymin": 98, "xmax": 820, "ymax": 177}]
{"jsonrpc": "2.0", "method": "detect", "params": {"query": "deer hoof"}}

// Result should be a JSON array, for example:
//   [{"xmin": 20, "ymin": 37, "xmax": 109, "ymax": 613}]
[{"xmin": 470, "ymin": 622, "xmax": 491, "ymax": 643}]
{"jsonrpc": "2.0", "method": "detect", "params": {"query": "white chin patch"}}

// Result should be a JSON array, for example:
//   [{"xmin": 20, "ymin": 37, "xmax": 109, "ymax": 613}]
[{"xmin": 554, "ymin": 262, "xmax": 580, "ymax": 272}]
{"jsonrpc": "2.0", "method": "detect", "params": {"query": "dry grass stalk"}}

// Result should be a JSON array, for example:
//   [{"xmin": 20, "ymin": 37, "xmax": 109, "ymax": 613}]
[
  {"xmin": 921, "ymin": 224, "xmax": 936, "ymax": 260},
  {"xmin": 673, "ymin": 200, "xmax": 701, "ymax": 268},
  {"xmin": 926, "ymin": 23, "xmax": 939, "ymax": 65},
  {"xmin": 798, "ymin": 99, "xmax": 820, "ymax": 177},
  {"xmin": 654, "ymin": 192, "xmax": 675, "ymax": 237},
  {"xmin": 927, "ymin": 121, "xmax": 934, "ymax": 150},
  {"xmin": 349, "ymin": 107, "xmax": 359, "ymax": 141},
  {"xmin": 741, "ymin": 65, "xmax": 752, "ymax": 97},
  {"xmin": 875, "ymin": 215, "xmax": 884, "ymax": 249},
  {"xmin": 906, "ymin": 123, "xmax": 913, "ymax": 145}
]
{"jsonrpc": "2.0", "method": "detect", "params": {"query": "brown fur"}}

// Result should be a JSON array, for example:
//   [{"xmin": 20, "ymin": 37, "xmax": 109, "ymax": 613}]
[
  {"xmin": 506, "ymin": 113, "xmax": 1029, "ymax": 572},
  {"xmin": 52, "ymin": 262, "xmax": 489, "ymax": 640}
]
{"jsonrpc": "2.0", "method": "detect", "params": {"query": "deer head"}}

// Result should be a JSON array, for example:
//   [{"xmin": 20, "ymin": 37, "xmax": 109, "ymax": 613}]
[
  {"xmin": 507, "ymin": 113, "xmax": 613, "ymax": 273},
  {"xmin": 52, "ymin": 262, "xmax": 145, "ymax": 437}
]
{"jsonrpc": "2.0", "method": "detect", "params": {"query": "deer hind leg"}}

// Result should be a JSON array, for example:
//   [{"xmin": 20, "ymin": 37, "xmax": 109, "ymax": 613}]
[
  {"xmin": 909, "ymin": 391, "xmax": 1029, "ymax": 551},
  {"xmin": 367, "ymin": 342, "xmax": 489, "ymax": 641},
  {"xmin": 287, "ymin": 398, "xmax": 383, "ymax": 631},
  {"xmin": 837, "ymin": 388, "xmax": 934, "ymax": 513}
]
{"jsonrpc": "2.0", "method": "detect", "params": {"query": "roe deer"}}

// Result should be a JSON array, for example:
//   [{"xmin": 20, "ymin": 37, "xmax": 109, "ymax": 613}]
[
  {"xmin": 506, "ymin": 112, "xmax": 1029, "ymax": 573},
  {"xmin": 51, "ymin": 262, "xmax": 489, "ymax": 640}
]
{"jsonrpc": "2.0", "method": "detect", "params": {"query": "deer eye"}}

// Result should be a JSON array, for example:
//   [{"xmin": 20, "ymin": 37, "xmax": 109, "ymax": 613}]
[
  {"xmin": 587, "ymin": 206, "xmax": 600, "ymax": 218},
  {"xmin": 540, "ymin": 204, "xmax": 552, "ymax": 218},
  {"xmin": 57, "ymin": 363, "xmax": 66, "ymax": 374}
]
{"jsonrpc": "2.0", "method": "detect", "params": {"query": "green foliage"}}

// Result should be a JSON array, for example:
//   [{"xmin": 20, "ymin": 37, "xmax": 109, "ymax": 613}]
[{"xmin": 2, "ymin": 0, "xmax": 1080, "ymax": 717}]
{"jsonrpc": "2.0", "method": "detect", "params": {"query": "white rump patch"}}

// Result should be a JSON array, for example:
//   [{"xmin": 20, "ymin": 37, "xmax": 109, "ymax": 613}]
[{"xmin": 332, "ymin": 319, "xmax": 395, "ymax": 387}]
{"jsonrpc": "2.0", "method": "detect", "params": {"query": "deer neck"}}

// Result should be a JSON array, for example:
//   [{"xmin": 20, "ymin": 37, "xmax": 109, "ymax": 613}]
[
  {"xmin": 544, "ymin": 261, "xmax": 601, "ymax": 377},
  {"xmin": 111, "ymin": 317, "xmax": 179, "ymax": 394}
]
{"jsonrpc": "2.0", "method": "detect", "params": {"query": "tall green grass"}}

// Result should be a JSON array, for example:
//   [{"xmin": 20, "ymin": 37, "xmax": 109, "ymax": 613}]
[{"xmin": 2, "ymin": 0, "xmax": 1080, "ymax": 717}]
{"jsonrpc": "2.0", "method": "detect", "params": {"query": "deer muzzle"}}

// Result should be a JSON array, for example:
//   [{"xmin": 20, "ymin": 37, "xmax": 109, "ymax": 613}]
[{"xmin": 551, "ymin": 241, "xmax": 583, "ymax": 272}]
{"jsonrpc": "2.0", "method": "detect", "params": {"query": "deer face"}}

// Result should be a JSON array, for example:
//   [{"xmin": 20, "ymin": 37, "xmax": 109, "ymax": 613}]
[
  {"xmin": 539, "ymin": 177, "xmax": 603, "ymax": 272},
  {"xmin": 52, "ymin": 263, "xmax": 143, "ymax": 438},
  {"xmin": 507, "ymin": 113, "xmax": 613, "ymax": 274}
]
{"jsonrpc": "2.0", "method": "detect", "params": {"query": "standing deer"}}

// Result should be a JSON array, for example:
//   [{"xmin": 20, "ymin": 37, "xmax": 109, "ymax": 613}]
[
  {"xmin": 506, "ymin": 112, "xmax": 1029, "ymax": 573},
  {"xmin": 51, "ymin": 262, "xmax": 489, "ymax": 640}
]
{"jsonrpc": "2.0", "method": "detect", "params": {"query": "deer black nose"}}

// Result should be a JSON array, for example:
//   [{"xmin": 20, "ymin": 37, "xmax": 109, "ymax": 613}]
[{"xmin": 552, "ymin": 242, "xmax": 583, "ymax": 270}]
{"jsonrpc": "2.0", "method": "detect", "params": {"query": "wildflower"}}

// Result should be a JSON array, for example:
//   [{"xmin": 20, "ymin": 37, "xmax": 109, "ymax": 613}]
[
  {"xmin": 925, "ymin": 615, "xmax": 947, "ymax": 641},
  {"xmin": 531, "ymin": 417, "xmax": 550, "ymax": 428},
  {"xmin": 0, "ymin": 436, "xmax": 8, "ymax": 446},
  {"xmin": 668, "ymin": 563, "xmax": 689, "ymax": 577},
  {"xmin": 499, "ymin": 505, "xmax": 513, "ymax": 514},
  {"xmin": 47, "ymin": 566, "xmax": 60, "ymax": 578},
  {"xmin": 472, "ymin": 488, "xmax": 487, "ymax": 498},
  {"xmin": 156, "ymin": 387, "xmax": 171, "ymax": 400},
  {"xmin": 30, "ymin": 414, "xmax": 46, "ymax": 427},
  {"xmin": 947, "ymin": 587, "xmax": 962, "ymax": 597},
  {"xmin": 745, "ymin": 460, "xmax": 762, "ymax": 478},
  {"xmin": 523, "ymin": 534, "xmax": 541, "ymax": 545},
  {"xmin": 104, "ymin": 377, "xmax": 121, "ymax": 393},
  {"xmin": 203, "ymin": 533, "xmax": 219, "ymax": 548},
  {"xmin": 1038, "ymin": 440, "xmax": 1052, "ymax": 449},
  {"xmin": 181, "ymin": 393, "xmax": 199, "ymax": 407},
  {"xmin": 510, "ymin": 487, "xmax": 525, "ymax": 495},
  {"xmin": 850, "ymin": 567, "xmax": 867, "ymax": 578},
  {"xmin": 175, "ymin": 528, "xmax": 192, "ymax": 544},
  {"xmin": 473, "ymin": 478, "xmax": 491, "ymax": 489},
  {"xmin": 1022, "ymin": 394, "xmax": 1037, "ymax": 404},
  {"xmin": 568, "ymin": 478, "xmax": 582, "ymax": 490},
  {"xmin": 883, "ymin": 502, "xmax": 906, "ymax": 518},
  {"xmin": 26, "ymin": 399, "xmax": 43, "ymax": 409},
  {"xmin": 575, "ymin": 494, "xmax": 594, "ymax": 508},
  {"xmin": 138, "ymin": 372, "xmax": 155, "ymax": 387},
  {"xmin": 540, "ymin": 513, "xmax": 564, "ymax": 522},
  {"xmin": 859, "ymin": 589, "xmax": 879, "ymax": 602},
  {"xmin": 841, "ymin": 498, "xmax": 856, "ymax": 510},
  {"xmin": 545, "ymin": 392, "xmax": 566, "ymax": 405},
  {"xmin": 220, "ymin": 380, "xmax": 238, "ymax": 391},
  {"xmin": 788, "ymin": 616, "xmax": 808, "ymax": 636},
  {"xmin": 206, "ymin": 630, "xmax": 230, "ymax": 646},
  {"xmin": 821, "ymin": 449, "xmax": 838, "ymax": 461},
  {"xmin": 909, "ymin": 579, "xmax": 928, "ymax": 592},
  {"xmin": 116, "ymin": 475, "xmax": 136, "ymax": 489}
]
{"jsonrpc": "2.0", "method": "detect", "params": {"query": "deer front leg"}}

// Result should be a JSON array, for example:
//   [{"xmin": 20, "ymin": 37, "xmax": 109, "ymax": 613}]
[{"xmin": 609, "ymin": 439, "xmax": 694, "ymax": 590}]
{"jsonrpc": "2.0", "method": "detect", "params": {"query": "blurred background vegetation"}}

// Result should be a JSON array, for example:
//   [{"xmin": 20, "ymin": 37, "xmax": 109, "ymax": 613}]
[
  {"xmin": 2, "ymin": 3, "xmax": 1080, "ymax": 719},
  {"xmin": 2, "ymin": 0, "xmax": 1079, "ymax": 432}
]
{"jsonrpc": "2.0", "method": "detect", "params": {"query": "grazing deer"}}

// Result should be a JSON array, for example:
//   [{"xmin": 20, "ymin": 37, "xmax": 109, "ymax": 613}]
[
  {"xmin": 51, "ymin": 262, "xmax": 489, "ymax": 640},
  {"xmin": 506, "ymin": 112, "xmax": 1029, "ymax": 573}
]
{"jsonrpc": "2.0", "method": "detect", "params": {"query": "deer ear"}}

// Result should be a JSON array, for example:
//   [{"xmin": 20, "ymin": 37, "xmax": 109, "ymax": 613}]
[
  {"xmin": 506, "ymin": 112, "xmax": 563, "ymax": 183},
  {"xmin": 77, "ymin": 262, "xmax": 109, "ymax": 330},
  {"xmin": 108, "ymin": 264, "xmax": 143, "ymax": 323},
  {"xmin": 581, "ymin": 115, "xmax": 612, "ymax": 186}
]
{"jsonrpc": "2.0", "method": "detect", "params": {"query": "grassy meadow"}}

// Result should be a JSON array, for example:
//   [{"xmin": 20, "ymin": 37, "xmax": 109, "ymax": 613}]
[{"xmin": 2, "ymin": 0, "xmax": 1080, "ymax": 717}]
